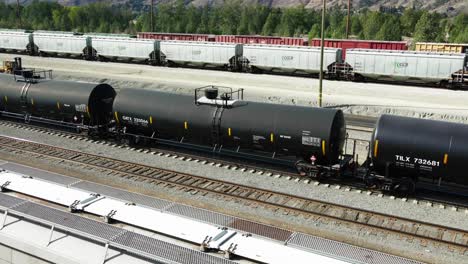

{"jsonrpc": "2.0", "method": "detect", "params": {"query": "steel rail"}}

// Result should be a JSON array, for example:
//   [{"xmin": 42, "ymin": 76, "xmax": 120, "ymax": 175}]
[{"xmin": 0, "ymin": 135, "xmax": 466, "ymax": 253}]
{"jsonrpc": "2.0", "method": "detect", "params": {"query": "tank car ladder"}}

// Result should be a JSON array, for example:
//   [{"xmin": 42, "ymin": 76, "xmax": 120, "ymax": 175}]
[
  {"xmin": 19, "ymin": 82, "xmax": 31, "ymax": 106},
  {"xmin": 211, "ymin": 106, "xmax": 224, "ymax": 151}
]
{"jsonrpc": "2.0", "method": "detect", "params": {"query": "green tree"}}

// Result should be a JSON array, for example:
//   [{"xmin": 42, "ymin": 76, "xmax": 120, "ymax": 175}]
[
  {"xmin": 173, "ymin": 0, "xmax": 186, "ymax": 33},
  {"xmin": 328, "ymin": 8, "xmax": 345, "ymax": 38},
  {"xmin": 413, "ymin": 12, "xmax": 444, "ymax": 43},
  {"xmin": 375, "ymin": 16, "xmax": 402, "ymax": 41},
  {"xmin": 261, "ymin": 9, "xmax": 280, "ymax": 36},
  {"xmin": 308, "ymin": 24, "xmax": 320, "ymax": 39},
  {"xmin": 350, "ymin": 16, "xmax": 362, "ymax": 36},
  {"xmin": 454, "ymin": 27, "xmax": 468, "ymax": 43},
  {"xmin": 449, "ymin": 14, "xmax": 468, "ymax": 42},
  {"xmin": 197, "ymin": 5, "xmax": 210, "ymax": 34},
  {"xmin": 400, "ymin": 7, "xmax": 422, "ymax": 37},
  {"xmin": 185, "ymin": 6, "xmax": 200, "ymax": 33},
  {"xmin": 362, "ymin": 11, "xmax": 384, "ymax": 39},
  {"xmin": 237, "ymin": 7, "xmax": 249, "ymax": 35}
]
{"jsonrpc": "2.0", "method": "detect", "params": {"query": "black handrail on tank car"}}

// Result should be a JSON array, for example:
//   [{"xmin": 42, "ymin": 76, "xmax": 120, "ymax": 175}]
[
  {"xmin": 194, "ymin": 85, "xmax": 244, "ymax": 108},
  {"xmin": 13, "ymin": 68, "xmax": 53, "ymax": 83}
]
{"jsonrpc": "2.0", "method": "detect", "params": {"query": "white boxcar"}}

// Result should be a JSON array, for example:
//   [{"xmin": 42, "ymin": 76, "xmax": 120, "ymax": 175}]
[
  {"xmin": 85, "ymin": 33, "xmax": 133, "ymax": 39},
  {"xmin": 243, "ymin": 45, "xmax": 342, "ymax": 74},
  {"xmin": 92, "ymin": 38, "xmax": 157, "ymax": 61},
  {"xmin": 34, "ymin": 30, "xmax": 76, "ymax": 36},
  {"xmin": 160, "ymin": 41, "xmax": 242, "ymax": 68},
  {"xmin": 0, "ymin": 30, "xmax": 32, "ymax": 52},
  {"xmin": 346, "ymin": 49, "xmax": 467, "ymax": 83},
  {"xmin": 33, "ymin": 34, "xmax": 89, "ymax": 55}
]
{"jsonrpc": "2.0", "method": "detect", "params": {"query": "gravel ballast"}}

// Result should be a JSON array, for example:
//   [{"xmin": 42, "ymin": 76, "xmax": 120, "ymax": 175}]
[{"xmin": 0, "ymin": 124, "xmax": 467, "ymax": 264}]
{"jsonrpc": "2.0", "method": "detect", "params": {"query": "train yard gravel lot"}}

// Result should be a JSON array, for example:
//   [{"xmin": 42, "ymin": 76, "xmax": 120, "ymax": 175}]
[
  {"xmin": 0, "ymin": 124, "xmax": 466, "ymax": 264},
  {"xmin": 1, "ymin": 54, "xmax": 468, "ymax": 123}
]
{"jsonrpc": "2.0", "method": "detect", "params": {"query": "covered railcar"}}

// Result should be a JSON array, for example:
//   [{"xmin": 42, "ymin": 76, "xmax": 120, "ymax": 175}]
[
  {"xmin": 346, "ymin": 49, "xmax": 467, "ymax": 86},
  {"xmin": 159, "ymin": 41, "xmax": 243, "ymax": 70},
  {"xmin": 91, "ymin": 38, "xmax": 159, "ymax": 63},
  {"xmin": 0, "ymin": 73, "xmax": 115, "ymax": 128},
  {"xmin": 112, "ymin": 88, "xmax": 346, "ymax": 165},
  {"xmin": 371, "ymin": 114, "xmax": 468, "ymax": 191},
  {"xmin": 33, "ymin": 33, "xmax": 91, "ymax": 58},
  {"xmin": 243, "ymin": 45, "xmax": 342, "ymax": 74},
  {"xmin": 0, "ymin": 30, "xmax": 34, "ymax": 54}
]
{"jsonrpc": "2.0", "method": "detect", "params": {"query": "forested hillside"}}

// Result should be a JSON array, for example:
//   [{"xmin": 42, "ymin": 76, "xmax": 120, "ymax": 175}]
[
  {"xmin": 7, "ymin": 0, "xmax": 468, "ymax": 14},
  {"xmin": 0, "ymin": 1, "xmax": 466, "ymax": 43}
]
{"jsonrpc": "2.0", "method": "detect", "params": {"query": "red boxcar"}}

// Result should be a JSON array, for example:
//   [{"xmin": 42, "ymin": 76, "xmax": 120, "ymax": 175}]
[
  {"xmin": 215, "ymin": 35, "xmax": 307, "ymax": 46},
  {"xmin": 310, "ymin": 38, "xmax": 408, "ymax": 59},
  {"xmin": 138, "ymin": 32, "xmax": 214, "ymax": 42},
  {"xmin": 138, "ymin": 32, "xmax": 309, "ymax": 46},
  {"xmin": 282, "ymin": 37, "xmax": 308, "ymax": 46},
  {"xmin": 215, "ymin": 35, "xmax": 280, "ymax": 44}
]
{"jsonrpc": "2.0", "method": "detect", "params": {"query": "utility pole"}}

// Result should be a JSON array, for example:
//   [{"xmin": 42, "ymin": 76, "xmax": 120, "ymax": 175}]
[
  {"xmin": 318, "ymin": 0, "xmax": 326, "ymax": 108},
  {"xmin": 346, "ymin": 0, "xmax": 351, "ymax": 39},
  {"xmin": 150, "ymin": 0, "xmax": 154, "ymax": 32},
  {"xmin": 16, "ymin": 0, "xmax": 21, "ymax": 28}
]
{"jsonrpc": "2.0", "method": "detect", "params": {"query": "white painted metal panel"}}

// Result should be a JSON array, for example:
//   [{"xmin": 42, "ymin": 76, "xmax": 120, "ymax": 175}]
[
  {"xmin": 347, "ymin": 49, "xmax": 466, "ymax": 82},
  {"xmin": 207, "ymin": 229, "xmax": 237, "ymax": 250},
  {"xmin": 0, "ymin": 31, "xmax": 30, "ymax": 51},
  {"xmin": 219, "ymin": 234, "xmax": 349, "ymax": 264},
  {"xmin": 34, "ymin": 34, "xmax": 88, "ymax": 55},
  {"xmin": 243, "ymin": 45, "xmax": 341, "ymax": 73},
  {"xmin": 0, "ymin": 172, "xmax": 91, "ymax": 206},
  {"xmin": 160, "ymin": 41, "xmax": 239, "ymax": 66},
  {"xmin": 0, "ymin": 170, "xmax": 352, "ymax": 264},
  {"xmin": 85, "ymin": 198, "xmax": 221, "ymax": 244},
  {"xmin": 92, "ymin": 38, "xmax": 156, "ymax": 59}
]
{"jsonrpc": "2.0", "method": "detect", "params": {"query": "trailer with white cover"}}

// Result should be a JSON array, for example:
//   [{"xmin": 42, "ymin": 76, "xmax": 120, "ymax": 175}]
[
  {"xmin": 91, "ymin": 37, "xmax": 159, "ymax": 63},
  {"xmin": 159, "ymin": 41, "xmax": 243, "ymax": 70},
  {"xmin": 33, "ymin": 33, "xmax": 91, "ymax": 58},
  {"xmin": 243, "ymin": 44, "xmax": 342, "ymax": 74},
  {"xmin": 346, "ymin": 49, "xmax": 468, "ymax": 87},
  {"xmin": 0, "ymin": 30, "xmax": 33, "ymax": 53}
]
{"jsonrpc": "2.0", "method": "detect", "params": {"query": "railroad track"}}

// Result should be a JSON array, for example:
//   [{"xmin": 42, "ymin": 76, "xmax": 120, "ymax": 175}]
[
  {"xmin": 0, "ymin": 135, "xmax": 467, "ymax": 254},
  {"xmin": 0, "ymin": 119, "xmax": 298, "ymax": 177},
  {"xmin": 345, "ymin": 114, "xmax": 377, "ymax": 129},
  {"xmin": 1, "ymin": 119, "xmax": 467, "ymax": 211}
]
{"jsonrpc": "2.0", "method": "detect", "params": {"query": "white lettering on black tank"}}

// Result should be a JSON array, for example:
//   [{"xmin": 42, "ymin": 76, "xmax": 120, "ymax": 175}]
[{"xmin": 302, "ymin": 131, "xmax": 321, "ymax": 147}]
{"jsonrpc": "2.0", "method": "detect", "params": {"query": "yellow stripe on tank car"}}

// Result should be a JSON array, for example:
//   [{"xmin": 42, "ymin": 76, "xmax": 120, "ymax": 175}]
[
  {"xmin": 4, "ymin": 96, "xmax": 7, "ymax": 103},
  {"xmin": 30, "ymin": 98, "xmax": 34, "ymax": 105},
  {"xmin": 114, "ymin": 112, "xmax": 119, "ymax": 123},
  {"xmin": 228, "ymin": 128, "xmax": 232, "ymax": 136},
  {"xmin": 322, "ymin": 140, "xmax": 326, "ymax": 156},
  {"xmin": 149, "ymin": 116, "xmax": 153, "ymax": 124},
  {"xmin": 270, "ymin": 133, "xmax": 274, "ymax": 143},
  {"xmin": 443, "ymin": 154, "xmax": 448, "ymax": 165},
  {"xmin": 374, "ymin": 140, "xmax": 379, "ymax": 157},
  {"xmin": 184, "ymin": 121, "xmax": 188, "ymax": 130},
  {"xmin": 56, "ymin": 102, "xmax": 60, "ymax": 110}
]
